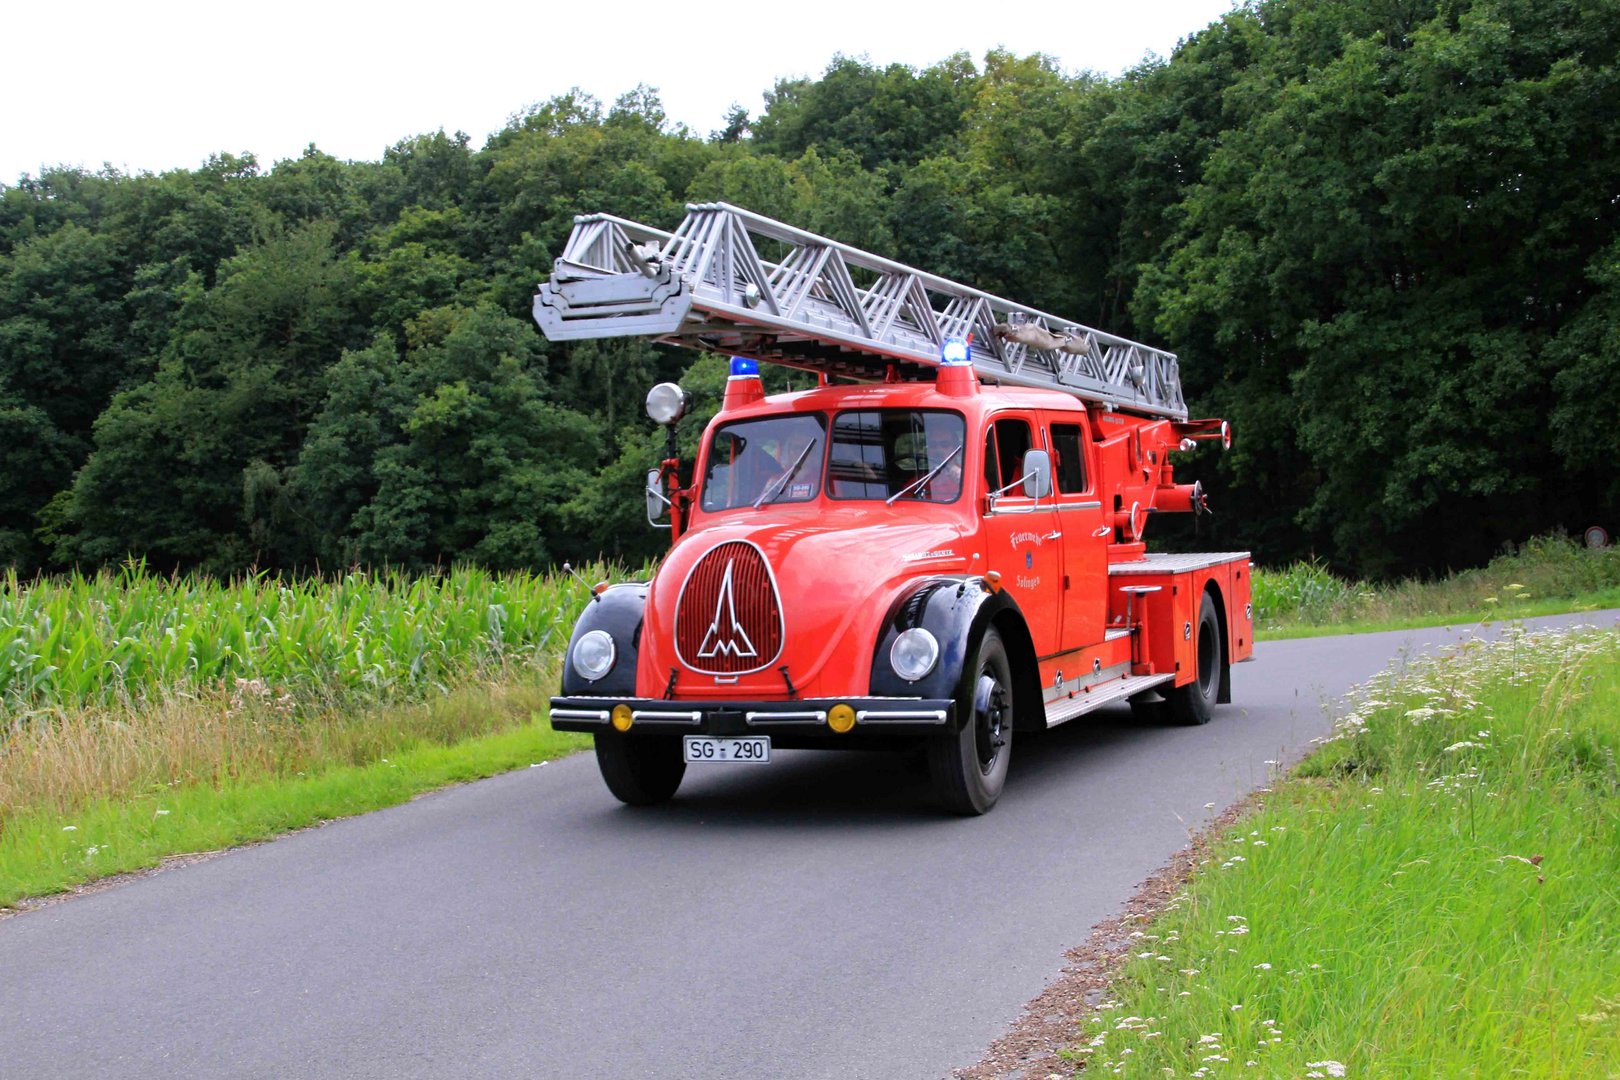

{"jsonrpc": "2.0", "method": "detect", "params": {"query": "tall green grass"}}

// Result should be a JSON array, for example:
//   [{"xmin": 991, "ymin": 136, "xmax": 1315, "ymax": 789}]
[
  {"xmin": 1253, "ymin": 534, "xmax": 1620, "ymax": 631},
  {"xmin": 1068, "ymin": 624, "xmax": 1620, "ymax": 1077}
]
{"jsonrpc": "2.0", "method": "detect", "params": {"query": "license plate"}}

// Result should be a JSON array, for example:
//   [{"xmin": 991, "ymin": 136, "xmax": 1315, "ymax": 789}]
[{"xmin": 683, "ymin": 735, "xmax": 772, "ymax": 764}]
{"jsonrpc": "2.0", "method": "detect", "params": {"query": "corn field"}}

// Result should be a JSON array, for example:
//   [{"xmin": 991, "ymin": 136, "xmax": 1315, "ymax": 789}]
[{"xmin": 0, "ymin": 563, "xmax": 609, "ymax": 718}]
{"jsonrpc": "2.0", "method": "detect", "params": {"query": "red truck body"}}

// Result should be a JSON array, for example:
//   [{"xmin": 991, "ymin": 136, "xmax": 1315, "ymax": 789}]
[
  {"xmin": 551, "ymin": 359, "xmax": 1251, "ymax": 813},
  {"xmin": 539, "ymin": 203, "xmax": 1252, "ymax": 813}
]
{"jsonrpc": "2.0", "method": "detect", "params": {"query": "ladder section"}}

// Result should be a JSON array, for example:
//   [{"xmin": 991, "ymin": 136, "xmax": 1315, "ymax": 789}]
[{"xmin": 533, "ymin": 202, "xmax": 1187, "ymax": 419}]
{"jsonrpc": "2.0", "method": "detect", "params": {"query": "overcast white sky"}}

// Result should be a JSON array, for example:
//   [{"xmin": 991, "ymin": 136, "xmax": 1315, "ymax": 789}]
[{"xmin": 6, "ymin": 0, "xmax": 1238, "ymax": 184}]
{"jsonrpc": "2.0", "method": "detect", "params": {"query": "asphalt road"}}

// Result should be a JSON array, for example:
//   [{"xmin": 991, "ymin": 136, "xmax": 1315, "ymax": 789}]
[{"xmin": 3, "ymin": 610, "xmax": 1615, "ymax": 1080}]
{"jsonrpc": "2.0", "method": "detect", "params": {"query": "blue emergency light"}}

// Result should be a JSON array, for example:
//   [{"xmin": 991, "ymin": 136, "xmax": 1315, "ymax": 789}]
[
  {"xmin": 729, "ymin": 357, "xmax": 760, "ymax": 377},
  {"xmin": 941, "ymin": 338, "xmax": 971, "ymax": 365}
]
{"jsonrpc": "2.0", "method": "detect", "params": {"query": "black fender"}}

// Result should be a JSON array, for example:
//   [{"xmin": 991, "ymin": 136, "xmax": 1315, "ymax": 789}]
[
  {"xmin": 869, "ymin": 577, "xmax": 1043, "ymax": 733},
  {"xmin": 558, "ymin": 584, "xmax": 648, "ymax": 697}
]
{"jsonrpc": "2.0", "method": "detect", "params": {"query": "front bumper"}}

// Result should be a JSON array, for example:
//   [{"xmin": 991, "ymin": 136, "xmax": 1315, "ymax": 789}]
[{"xmin": 549, "ymin": 696, "xmax": 958, "ymax": 736}]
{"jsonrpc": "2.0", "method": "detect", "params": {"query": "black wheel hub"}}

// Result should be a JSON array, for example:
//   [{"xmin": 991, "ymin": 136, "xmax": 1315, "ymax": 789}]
[{"xmin": 972, "ymin": 673, "xmax": 1008, "ymax": 773}]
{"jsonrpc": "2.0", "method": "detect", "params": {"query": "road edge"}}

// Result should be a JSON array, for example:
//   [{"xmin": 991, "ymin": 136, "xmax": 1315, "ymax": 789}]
[{"xmin": 952, "ymin": 793, "xmax": 1264, "ymax": 1080}]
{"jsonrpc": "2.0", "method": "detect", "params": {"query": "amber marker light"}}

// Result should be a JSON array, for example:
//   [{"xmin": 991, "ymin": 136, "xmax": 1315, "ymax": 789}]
[
  {"xmin": 611, "ymin": 704, "xmax": 634, "ymax": 732},
  {"xmin": 981, "ymin": 570, "xmax": 1003, "ymax": 594},
  {"xmin": 827, "ymin": 704, "xmax": 856, "ymax": 734}
]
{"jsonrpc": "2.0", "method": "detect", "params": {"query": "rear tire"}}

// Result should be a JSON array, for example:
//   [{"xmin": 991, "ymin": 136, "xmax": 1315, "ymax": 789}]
[
  {"xmin": 929, "ymin": 628, "xmax": 1014, "ymax": 815},
  {"xmin": 594, "ymin": 731, "xmax": 686, "ymax": 805},
  {"xmin": 1167, "ymin": 592, "xmax": 1223, "ymax": 726}
]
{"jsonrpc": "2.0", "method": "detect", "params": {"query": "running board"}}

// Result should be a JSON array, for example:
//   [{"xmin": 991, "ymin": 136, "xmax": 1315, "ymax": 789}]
[{"xmin": 1044, "ymin": 673, "xmax": 1175, "ymax": 728}]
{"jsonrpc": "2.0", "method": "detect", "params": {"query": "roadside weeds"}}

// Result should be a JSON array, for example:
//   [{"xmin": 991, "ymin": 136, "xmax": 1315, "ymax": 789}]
[{"xmin": 954, "ymin": 797, "xmax": 1260, "ymax": 1080}]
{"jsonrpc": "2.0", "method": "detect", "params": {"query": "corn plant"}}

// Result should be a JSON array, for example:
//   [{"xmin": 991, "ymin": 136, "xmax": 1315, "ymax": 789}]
[{"xmin": 0, "ymin": 563, "xmax": 628, "ymax": 718}]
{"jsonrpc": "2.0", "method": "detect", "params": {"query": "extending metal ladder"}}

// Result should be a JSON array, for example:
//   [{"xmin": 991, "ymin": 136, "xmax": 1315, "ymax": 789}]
[{"xmin": 532, "ymin": 202, "xmax": 1187, "ymax": 420}]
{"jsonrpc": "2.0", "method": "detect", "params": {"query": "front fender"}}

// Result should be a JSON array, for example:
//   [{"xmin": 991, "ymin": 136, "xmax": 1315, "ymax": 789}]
[
  {"xmin": 558, "ymin": 583, "xmax": 648, "ymax": 697},
  {"xmin": 869, "ymin": 578, "xmax": 1036, "ymax": 730}
]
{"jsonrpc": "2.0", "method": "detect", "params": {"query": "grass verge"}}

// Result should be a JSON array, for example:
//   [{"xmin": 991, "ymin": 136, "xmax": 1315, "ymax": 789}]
[
  {"xmin": 1066, "ymin": 624, "xmax": 1620, "ymax": 1077},
  {"xmin": 1, "ymin": 678, "xmax": 589, "ymax": 909},
  {"xmin": 1253, "ymin": 534, "xmax": 1620, "ymax": 639},
  {"xmin": 1256, "ymin": 587, "xmax": 1620, "ymax": 641}
]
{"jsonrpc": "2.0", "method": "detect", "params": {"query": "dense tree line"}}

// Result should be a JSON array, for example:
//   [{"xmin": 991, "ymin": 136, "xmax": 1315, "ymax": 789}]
[{"xmin": 3, "ymin": 0, "xmax": 1616, "ymax": 579}]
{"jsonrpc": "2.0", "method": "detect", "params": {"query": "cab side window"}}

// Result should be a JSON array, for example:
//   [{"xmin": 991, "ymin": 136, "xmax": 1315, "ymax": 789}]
[
  {"xmin": 1050, "ymin": 423, "xmax": 1088, "ymax": 494},
  {"xmin": 993, "ymin": 418, "xmax": 1033, "ymax": 491}
]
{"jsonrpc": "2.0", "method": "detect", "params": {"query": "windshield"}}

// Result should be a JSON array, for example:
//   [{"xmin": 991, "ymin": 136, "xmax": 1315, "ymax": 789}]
[
  {"xmin": 827, "ymin": 410, "xmax": 966, "ymax": 503},
  {"xmin": 700, "ymin": 414, "xmax": 826, "ymax": 512}
]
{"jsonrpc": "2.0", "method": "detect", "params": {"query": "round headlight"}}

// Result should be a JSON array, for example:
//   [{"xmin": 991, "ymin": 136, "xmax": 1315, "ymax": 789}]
[
  {"xmin": 645, "ymin": 382, "xmax": 689, "ymax": 425},
  {"xmin": 890, "ymin": 628, "xmax": 940, "ymax": 682},
  {"xmin": 573, "ymin": 630, "xmax": 616, "ymax": 681}
]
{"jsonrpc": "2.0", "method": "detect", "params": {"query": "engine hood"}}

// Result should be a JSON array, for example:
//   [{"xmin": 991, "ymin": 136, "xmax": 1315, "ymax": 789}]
[{"xmin": 638, "ymin": 506, "xmax": 977, "ymax": 698}]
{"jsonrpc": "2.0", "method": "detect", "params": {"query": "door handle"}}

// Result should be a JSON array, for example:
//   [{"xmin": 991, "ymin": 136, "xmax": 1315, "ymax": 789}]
[{"xmin": 1043, "ymin": 531, "xmax": 1062, "ymax": 540}]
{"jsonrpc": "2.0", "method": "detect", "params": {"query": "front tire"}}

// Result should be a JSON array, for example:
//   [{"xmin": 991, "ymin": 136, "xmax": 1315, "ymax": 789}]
[
  {"xmin": 1167, "ymin": 592, "xmax": 1223, "ymax": 726},
  {"xmin": 929, "ymin": 628, "xmax": 1014, "ymax": 815},
  {"xmin": 594, "ymin": 731, "xmax": 686, "ymax": 805}
]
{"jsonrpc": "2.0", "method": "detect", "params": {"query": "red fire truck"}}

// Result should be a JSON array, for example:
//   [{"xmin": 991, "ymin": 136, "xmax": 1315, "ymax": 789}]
[{"xmin": 536, "ymin": 204, "xmax": 1252, "ymax": 814}]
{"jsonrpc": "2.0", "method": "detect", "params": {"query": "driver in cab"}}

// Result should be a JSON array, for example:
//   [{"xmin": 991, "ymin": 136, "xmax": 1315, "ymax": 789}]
[{"xmin": 919, "ymin": 426, "xmax": 963, "ymax": 502}]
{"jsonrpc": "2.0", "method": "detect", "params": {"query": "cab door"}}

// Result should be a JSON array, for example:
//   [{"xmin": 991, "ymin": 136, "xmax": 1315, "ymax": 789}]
[
  {"xmin": 1048, "ymin": 417, "xmax": 1108, "ymax": 651},
  {"xmin": 979, "ymin": 414, "xmax": 1063, "ymax": 658}
]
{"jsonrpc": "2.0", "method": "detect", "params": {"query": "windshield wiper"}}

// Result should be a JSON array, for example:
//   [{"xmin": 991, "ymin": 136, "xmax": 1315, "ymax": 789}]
[
  {"xmin": 754, "ymin": 440, "xmax": 819, "ymax": 509},
  {"xmin": 886, "ymin": 444, "xmax": 963, "ymax": 505}
]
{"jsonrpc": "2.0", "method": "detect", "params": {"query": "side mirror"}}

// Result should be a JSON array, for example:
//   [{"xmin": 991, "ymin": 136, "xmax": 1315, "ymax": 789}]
[
  {"xmin": 1021, "ymin": 450, "xmax": 1053, "ymax": 499},
  {"xmin": 646, "ymin": 469, "xmax": 671, "ymax": 527}
]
